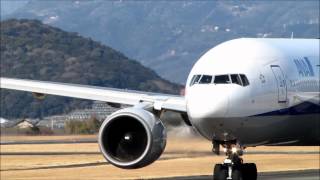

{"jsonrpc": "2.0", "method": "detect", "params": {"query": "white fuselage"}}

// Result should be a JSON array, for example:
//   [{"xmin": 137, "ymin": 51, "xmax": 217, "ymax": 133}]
[{"xmin": 185, "ymin": 38, "xmax": 319, "ymax": 146}]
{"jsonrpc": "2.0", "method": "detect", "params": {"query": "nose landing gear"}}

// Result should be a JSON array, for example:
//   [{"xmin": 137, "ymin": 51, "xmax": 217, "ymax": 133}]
[{"xmin": 212, "ymin": 141, "xmax": 257, "ymax": 180}]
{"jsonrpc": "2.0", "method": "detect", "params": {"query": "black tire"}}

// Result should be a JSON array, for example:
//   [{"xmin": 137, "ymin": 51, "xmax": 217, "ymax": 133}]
[
  {"xmin": 248, "ymin": 163, "xmax": 257, "ymax": 180},
  {"xmin": 213, "ymin": 164, "xmax": 227, "ymax": 180},
  {"xmin": 242, "ymin": 163, "xmax": 257, "ymax": 180},
  {"xmin": 232, "ymin": 168, "xmax": 242, "ymax": 180}
]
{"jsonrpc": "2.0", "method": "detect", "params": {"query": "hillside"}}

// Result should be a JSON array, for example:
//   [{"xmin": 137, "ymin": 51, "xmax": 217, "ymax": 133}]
[
  {"xmin": 0, "ymin": 19, "xmax": 181, "ymax": 118},
  {"xmin": 2, "ymin": 1, "xmax": 319, "ymax": 83}
]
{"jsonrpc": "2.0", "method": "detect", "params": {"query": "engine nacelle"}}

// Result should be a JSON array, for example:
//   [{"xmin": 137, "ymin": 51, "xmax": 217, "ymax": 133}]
[{"xmin": 98, "ymin": 107, "xmax": 166, "ymax": 169}]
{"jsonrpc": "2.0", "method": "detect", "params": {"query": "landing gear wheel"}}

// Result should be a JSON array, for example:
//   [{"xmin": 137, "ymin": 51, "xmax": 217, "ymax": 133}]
[
  {"xmin": 242, "ymin": 163, "xmax": 257, "ymax": 180},
  {"xmin": 213, "ymin": 164, "xmax": 227, "ymax": 180},
  {"xmin": 212, "ymin": 142, "xmax": 257, "ymax": 180},
  {"xmin": 231, "ymin": 168, "xmax": 242, "ymax": 180}
]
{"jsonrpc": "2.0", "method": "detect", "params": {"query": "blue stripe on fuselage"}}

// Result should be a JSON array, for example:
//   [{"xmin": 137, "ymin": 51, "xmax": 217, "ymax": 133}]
[{"xmin": 253, "ymin": 102, "xmax": 320, "ymax": 116}]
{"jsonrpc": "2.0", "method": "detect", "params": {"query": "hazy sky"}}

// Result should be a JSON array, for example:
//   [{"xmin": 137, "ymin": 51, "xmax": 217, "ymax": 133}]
[{"xmin": 1, "ymin": 0, "xmax": 28, "ymax": 17}]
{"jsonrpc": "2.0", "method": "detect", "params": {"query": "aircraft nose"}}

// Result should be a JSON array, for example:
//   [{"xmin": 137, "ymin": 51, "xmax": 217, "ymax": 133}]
[{"xmin": 186, "ymin": 86, "xmax": 229, "ymax": 119}]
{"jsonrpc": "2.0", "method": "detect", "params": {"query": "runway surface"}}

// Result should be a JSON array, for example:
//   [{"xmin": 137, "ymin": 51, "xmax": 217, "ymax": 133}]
[
  {"xmin": 1, "ymin": 135, "xmax": 319, "ymax": 180},
  {"xmin": 154, "ymin": 170, "xmax": 320, "ymax": 180},
  {"xmin": 0, "ymin": 139, "xmax": 97, "ymax": 145}
]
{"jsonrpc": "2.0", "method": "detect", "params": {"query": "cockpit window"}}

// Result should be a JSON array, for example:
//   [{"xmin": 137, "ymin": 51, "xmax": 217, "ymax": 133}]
[
  {"xmin": 230, "ymin": 74, "xmax": 242, "ymax": 86},
  {"xmin": 240, "ymin": 74, "xmax": 249, "ymax": 86},
  {"xmin": 189, "ymin": 75, "xmax": 201, "ymax": 86},
  {"xmin": 199, "ymin": 75, "xmax": 212, "ymax": 84},
  {"xmin": 190, "ymin": 74, "xmax": 249, "ymax": 87},
  {"xmin": 214, "ymin": 75, "xmax": 230, "ymax": 84}
]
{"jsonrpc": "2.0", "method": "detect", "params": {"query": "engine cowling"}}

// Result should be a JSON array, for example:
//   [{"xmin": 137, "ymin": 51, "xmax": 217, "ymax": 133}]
[{"xmin": 98, "ymin": 107, "xmax": 166, "ymax": 169}]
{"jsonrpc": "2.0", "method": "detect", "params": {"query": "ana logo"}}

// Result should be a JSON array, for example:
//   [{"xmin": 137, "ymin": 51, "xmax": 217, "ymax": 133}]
[{"xmin": 294, "ymin": 57, "xmax": 314, "ymax": 77}]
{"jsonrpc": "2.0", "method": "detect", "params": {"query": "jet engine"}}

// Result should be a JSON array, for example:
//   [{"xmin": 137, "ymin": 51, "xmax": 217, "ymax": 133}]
[{"xmin": 98, "ymin": 107, "xmax": 166, "ymax": 169}]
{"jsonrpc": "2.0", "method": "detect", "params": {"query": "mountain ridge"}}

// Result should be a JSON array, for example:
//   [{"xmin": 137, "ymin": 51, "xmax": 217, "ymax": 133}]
[
  {"xmin": 0, "ymin": 19, "xmax": 182, "ymax": 118},
  {"xmin": 2, "ymin": 1, "xmax": 318, "ymax": 83}
]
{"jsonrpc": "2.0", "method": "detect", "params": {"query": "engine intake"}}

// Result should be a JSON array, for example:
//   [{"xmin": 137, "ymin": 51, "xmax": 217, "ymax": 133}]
[{"xmin": 98, "ymin": 107, "xmax": 166, "ymax": 169}]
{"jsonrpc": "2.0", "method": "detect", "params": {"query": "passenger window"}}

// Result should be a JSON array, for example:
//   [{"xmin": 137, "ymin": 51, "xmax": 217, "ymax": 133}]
[
  {"xmin": 214, "ymin": 75, "xmax": 230, "ymax": 84},
  {"xmin": 190, "ymin": 75, "xmax": 201, "ymax": 86},
  {"xmin": 199, "ymin": 75, "xmax": 212, "ymax": 84},
  {"xmin": 231, "ymin": 74, "xmax": 242, "ymax": 86},
  {"xmin": 240, "ymin": 74, "xmax": 249, "ymax": 86}
]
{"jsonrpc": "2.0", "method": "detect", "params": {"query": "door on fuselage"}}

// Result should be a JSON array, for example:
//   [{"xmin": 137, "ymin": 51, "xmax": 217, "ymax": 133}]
[{"xmin": 270, "ymin": 65, "xmax": 287, "ymax": 103}]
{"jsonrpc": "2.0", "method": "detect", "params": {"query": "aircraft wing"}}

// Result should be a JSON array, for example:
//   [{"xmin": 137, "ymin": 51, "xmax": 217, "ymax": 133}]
[{"xmin": 0, "ymin": 77, "xmax": 186, "ymax": 112}]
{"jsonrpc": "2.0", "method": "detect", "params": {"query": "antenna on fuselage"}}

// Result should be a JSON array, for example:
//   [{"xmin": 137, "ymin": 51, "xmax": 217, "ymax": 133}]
[{"xmin": 291, "ymin": 32, "xmax": 294, "ymax": 39}]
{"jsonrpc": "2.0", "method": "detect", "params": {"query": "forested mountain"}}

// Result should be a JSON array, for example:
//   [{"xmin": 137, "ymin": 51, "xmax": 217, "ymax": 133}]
[
  {"xmin": 2, "ymin": 1, "xmax": 319, "ymax": 83},
  {"xmin": 0, "ymin": 19, "xmax": 181, "ymax": 118}
]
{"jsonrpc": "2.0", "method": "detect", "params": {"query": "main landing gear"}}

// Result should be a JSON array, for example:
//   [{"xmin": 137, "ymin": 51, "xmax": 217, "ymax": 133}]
[{"xmin": 212, "ymin": 141, "xmax": 257, "ymax": 180}]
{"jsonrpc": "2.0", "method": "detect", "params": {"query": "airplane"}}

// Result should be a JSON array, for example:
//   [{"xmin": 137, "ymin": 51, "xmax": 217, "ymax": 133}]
[{"xmin": 1, "ymin": 38, "xmax": 319, "ymax": 180}]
